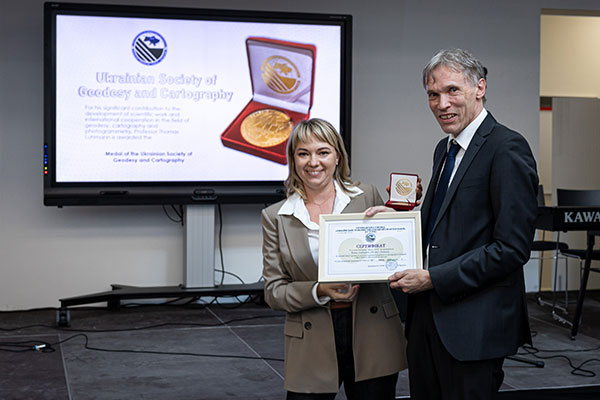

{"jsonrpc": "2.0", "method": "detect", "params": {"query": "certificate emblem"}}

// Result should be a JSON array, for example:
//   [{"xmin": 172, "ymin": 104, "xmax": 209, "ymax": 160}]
[
  {"xmin": 366, "ymin": 232, "xmax": 376, "ymax": 242},
  {"xmin": 385, "ymin": 259, "xmax": 398, "ymax": 271},
  {"xmin": 261, "ymin": 56, "xmax": 301, "ymax": 94}
]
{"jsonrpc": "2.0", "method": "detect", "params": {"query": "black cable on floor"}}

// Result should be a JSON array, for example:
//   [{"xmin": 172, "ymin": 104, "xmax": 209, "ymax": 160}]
[
  {"xmin": 0, "ymin": 333, "xmax": 284, "ymax": 362},
  {"xmin": 0, "ymin": 312, "xmax": 284, "ymax": 333},
  {"xmin": 517, "ymin": 343, "xmax": 600, "ymax": 377},
  {"xmin": 0, "ymin": 339, "xmax": 55, "ymax": 353}
]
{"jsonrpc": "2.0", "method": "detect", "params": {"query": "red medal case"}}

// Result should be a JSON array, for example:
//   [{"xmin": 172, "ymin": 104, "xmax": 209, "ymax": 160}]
[
  {"xmin": 386, "ymin": 172, "xmax": 419, "ymax": 211},
  {"xmin": 221, "ymin": 37, "xmax": 316, "ymax": 164}
]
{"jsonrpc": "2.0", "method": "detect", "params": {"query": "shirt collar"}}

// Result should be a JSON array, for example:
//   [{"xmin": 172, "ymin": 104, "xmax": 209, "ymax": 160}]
[
  {"xmin": 278, "ymin": 181, "xmax": 363, "ymax": 229},
  {"xmin": 449, "ymin": 107, "xmax": 487, "ymax": 152}
]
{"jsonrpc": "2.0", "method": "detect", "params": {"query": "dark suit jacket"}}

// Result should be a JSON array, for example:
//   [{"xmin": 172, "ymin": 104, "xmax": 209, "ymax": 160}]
[
  {"xmin": 262, "ymin": 184, "xmax": 407, "ymax": 393},
  {"xmin": 411, "ymin": 112, "xmax": 538, "ymax": 361}
]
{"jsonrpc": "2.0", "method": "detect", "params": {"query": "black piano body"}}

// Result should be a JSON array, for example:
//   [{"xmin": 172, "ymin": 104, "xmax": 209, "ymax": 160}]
[
  {"xmin": 537, "ymin": 206, "xmax": 600, "ymax": 232},
  {"xmin": 535, "ymin": 206, "xmax": 600, "ymax": 338}
]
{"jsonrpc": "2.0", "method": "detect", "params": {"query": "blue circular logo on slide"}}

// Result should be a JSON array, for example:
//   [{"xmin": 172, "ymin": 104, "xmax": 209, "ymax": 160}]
[{"xmin": 132, "ymin": 31, "xmax": 167, "ymax": 65}]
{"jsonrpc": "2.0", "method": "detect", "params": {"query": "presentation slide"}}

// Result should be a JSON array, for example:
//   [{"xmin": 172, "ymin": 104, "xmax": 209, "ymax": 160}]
[{"xmin": 54, "ymin": 15, "xmax": 342, "ymax": 182}]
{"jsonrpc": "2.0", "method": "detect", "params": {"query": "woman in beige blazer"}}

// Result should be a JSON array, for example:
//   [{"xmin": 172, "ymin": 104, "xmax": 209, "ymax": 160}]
[{"xmin": 262, "ymin": 118, "xmax": 408, "ymax": 399}]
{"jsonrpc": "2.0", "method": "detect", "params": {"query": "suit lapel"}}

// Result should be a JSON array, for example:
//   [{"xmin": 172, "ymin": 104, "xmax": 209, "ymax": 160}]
[
  {"xmin": 421, "ymin": 141, "xmax": 447, "ymax": 236},
  {"xmin": 430, "ymin": 114, "xmax": 495, "ymax": 234}
]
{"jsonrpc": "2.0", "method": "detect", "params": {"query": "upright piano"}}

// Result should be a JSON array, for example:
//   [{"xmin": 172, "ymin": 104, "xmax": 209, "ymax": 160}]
[{"xmin": 536, "ymin": 206, "xmax": 600, "ymax": 339}]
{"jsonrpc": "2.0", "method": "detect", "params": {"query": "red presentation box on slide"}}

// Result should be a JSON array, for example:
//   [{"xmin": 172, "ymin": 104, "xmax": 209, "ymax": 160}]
[{"xmin": 221, "ymin": 37, "xmax": 316, "ymax": 165}]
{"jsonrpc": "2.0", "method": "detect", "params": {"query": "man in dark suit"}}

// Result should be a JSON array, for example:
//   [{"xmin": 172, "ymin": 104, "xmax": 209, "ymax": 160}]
[{"xmin": 388, "ymin": 48, "xmax": 538, "ymax": 399}]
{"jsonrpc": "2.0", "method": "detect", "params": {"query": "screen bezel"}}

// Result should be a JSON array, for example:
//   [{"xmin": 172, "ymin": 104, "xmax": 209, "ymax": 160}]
[{"xmin": 43, "ymin": 2, "xmax": 352, "ymax": 206}]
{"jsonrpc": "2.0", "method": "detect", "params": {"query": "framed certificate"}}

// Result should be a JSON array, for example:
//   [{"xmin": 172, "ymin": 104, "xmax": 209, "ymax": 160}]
[{"xmin": 318, "ymin": 211, "xmax": 423, "ymax": 283}]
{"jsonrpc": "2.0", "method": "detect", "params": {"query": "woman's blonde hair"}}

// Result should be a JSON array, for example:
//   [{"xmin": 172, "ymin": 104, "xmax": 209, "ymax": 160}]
[{"xmin": 284, "ymin": 118, "xmax": 354, "ymax": 199}]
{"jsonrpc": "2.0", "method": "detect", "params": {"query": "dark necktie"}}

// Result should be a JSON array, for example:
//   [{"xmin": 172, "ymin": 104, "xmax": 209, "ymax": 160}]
[{"xmin": 425, "ymin": 140, "xmax": 461, "ymax": 248}]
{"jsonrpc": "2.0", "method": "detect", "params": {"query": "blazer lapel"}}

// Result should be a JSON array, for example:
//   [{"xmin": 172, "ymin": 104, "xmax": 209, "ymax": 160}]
[
  {"xmin": 342, "ymin": 194, "xmax": 368, "ymax": 214},
  {"xmin": 277, "ymin": 188, "xmax": 371, "ymax": 281},
  {"xmin": 280, "ymin": 214, "xmax": 318, "ymax": 280}
]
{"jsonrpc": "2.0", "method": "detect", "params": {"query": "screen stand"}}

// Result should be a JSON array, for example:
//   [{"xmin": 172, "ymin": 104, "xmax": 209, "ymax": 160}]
[
  {"xmin": 56, "ymin": 203, "xmax": 265, "ymax": 327},
  {"xmin": 184, "ymin": 204, "xmax": 216, "ymax": 288}
]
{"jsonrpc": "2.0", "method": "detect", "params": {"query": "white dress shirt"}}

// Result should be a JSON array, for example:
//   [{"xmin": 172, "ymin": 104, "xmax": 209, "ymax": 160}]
[
  {"xmin": 277, "ymin": 181, "xmax": 363, "ymax": 304},
  {"xmin": 446, "ymin": 108, "xmax": 488, "ymax": 186}
]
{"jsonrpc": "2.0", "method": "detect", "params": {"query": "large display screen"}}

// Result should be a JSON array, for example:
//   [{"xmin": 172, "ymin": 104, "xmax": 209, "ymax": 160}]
[{"xmin": 44, "ymin": 2, "xmax": 352, "ymax": 205}]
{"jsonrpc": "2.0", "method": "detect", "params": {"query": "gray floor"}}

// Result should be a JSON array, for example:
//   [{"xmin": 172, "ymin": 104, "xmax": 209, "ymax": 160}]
[{"xmin": 1, "ymin": 292, "xmax": 599, "ymax": 400}]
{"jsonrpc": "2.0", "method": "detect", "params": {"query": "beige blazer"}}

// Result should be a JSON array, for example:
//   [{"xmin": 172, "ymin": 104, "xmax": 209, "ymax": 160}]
[{"xmin": 262, "ymin": 183, "xmax": 407, "ymax": 393}]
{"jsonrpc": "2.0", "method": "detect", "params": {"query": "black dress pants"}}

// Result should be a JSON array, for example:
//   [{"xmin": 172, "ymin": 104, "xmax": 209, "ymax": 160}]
[
  {"xmin": 407, "ymin": 292, "xmax": 504, "ymax": 400},
  {"xmin": 287, "ymin": 307, "xmax": 398, "ymax": 400}
]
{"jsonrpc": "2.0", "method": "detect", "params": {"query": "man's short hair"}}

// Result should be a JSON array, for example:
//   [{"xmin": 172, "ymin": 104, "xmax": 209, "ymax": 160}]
[{"xmin": 422, "ymin": 48, "xmax": 488, "ymax": 90}]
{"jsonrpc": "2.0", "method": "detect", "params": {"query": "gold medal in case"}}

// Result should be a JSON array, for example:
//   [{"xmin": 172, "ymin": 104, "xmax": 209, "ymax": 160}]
[{"xmin": 240, "ymin": 109, "xmax": 293, "ymax": 148}]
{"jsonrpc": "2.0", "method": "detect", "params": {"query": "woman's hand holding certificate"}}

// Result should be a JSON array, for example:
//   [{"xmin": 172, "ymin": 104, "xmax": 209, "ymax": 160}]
[{"xmin": 317, "ymin": 283, "xmax": 360, "ymax": 302}]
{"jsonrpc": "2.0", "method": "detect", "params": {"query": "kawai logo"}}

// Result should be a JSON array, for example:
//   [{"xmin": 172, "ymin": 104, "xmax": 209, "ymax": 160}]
[
  {"xmin": 132, "ymin": 31, "xmax": 167, "ymax": 65},
  {"xmin": 564, "ymin": 211, "xmax": 600, "ymax": 223}
]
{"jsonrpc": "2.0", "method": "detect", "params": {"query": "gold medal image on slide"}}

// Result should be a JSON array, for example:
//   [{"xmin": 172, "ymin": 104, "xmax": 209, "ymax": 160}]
[
  {"xmin": 240, "ymin": 109, "xmax": 293, "ymax": 148},
  {"xmin": 261, "ymin": 56, "xmax": 301, "ymax": 95}
]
